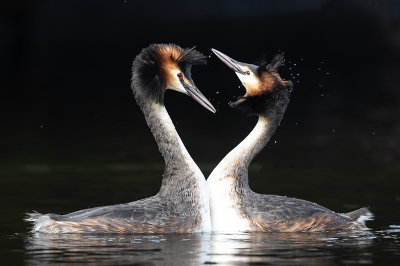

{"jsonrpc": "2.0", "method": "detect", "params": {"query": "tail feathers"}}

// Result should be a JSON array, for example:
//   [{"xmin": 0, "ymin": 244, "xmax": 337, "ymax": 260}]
[
  {"xmin": 25, "ymin": 212, "xmax": 69, "ymax": 234},
  {"xmin": 342, "ymin": 207, "xmax": 374, "ymax": 224}
]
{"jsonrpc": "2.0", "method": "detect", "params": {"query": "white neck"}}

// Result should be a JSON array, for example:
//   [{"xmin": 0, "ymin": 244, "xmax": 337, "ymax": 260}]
[
  {"xmin": 208, "ymin": 116, "xmax": 269, "ymax": 185},
  {"xmin": 207, "ymin": 116, "xmax": 270, "ymax": 232}
]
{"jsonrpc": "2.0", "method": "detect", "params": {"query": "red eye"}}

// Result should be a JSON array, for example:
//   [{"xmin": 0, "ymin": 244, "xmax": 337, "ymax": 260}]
[
  {"xmin": 246, "ymin": 71, "xmax": 250, "ymax": 75},
  {"xmin": 177, "ymin": 73, "xmax": 183, "ymax": 79}
]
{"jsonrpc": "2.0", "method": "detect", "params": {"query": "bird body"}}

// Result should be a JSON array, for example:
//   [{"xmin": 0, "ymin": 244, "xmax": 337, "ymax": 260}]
[
  {"xmin": 208, "ymin": 49, "xmax": 373, "ymax": 232},
  {"xmin": 25, "ymin": 44, "xmax": 214, "ymax": 234}
]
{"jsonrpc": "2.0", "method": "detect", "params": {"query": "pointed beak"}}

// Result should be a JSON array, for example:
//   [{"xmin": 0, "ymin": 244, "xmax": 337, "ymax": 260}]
[
  {"xmin": 179, "ymin": 79, "xmax": 216, "ymax": 113},
  {"xmin": 211, "ymin": 48, "xmax": 246, "ymax": 75}
]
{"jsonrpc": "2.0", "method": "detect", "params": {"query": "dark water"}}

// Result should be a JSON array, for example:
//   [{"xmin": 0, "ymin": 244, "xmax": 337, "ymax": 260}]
[{"xmin": 1, "ymin": 157, "xmax": 399, "ymax": 265}]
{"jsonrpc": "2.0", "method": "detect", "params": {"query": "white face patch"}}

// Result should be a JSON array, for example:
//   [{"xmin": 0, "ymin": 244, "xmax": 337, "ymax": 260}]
[
  {"xmin": 167, "ymin": 69, "xmax": 187, "ymax": 94},
  {"xmin": 235, "ymin": 67, "xmax": 260, "ymax": 92}
]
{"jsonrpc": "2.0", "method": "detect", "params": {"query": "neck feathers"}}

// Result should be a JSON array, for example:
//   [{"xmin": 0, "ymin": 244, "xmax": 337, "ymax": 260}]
[
  {"xmin": 138, "ymin": 98, "xmax": 203, "ymax": 195},
  {"xmin": 208, "ymin": 116, "xmax": 273, "ymax": 186}
]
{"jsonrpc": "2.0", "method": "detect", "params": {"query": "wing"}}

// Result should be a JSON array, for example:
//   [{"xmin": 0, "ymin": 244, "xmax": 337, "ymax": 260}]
[
  {"xmin": 244, "ymin": 193, "xmax": 355, "ymax": 232},
  {"xmin": 27, "ymin": 195, "xmax": 199, "ymax": 233},
  {"xmin": 48, "ymin": 196, "xmax": 173, "ymax": 223}
]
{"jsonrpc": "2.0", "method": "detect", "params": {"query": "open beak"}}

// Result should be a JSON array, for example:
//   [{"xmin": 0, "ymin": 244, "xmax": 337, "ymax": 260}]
[
  {"xmin": 211, "ymin": 48, "xmax": 246, "ymax": 75},
  {"xmin": 179, "ymin": 79, "xmax": 216, "ymax": 113}
]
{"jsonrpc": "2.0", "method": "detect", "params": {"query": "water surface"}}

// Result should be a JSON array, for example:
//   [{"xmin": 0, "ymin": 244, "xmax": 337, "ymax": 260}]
[{"xmin": 1, "ymin": 159, "xmax": 399, "ymax": 265}]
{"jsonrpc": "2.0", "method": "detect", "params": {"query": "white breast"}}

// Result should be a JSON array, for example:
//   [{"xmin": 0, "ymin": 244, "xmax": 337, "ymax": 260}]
[
  {"xmin": 207, "ymin": 117, "xmax": 268, "ymax": 232},
  {"xmin": 175, "ymin": 129, "xmax": 211, "ymax": 233},
  {"xmin": 192, "ymin": 163, "xmax": 211, "ymax": 233},
  {"xmin": 208, "ymin": 172, "xmax": 251, "ymax": 232}
]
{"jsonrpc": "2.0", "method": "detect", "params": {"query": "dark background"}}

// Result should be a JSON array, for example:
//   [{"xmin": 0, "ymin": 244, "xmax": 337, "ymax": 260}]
[{"xmin": 1, "ymin": 0, "xmax": 399, "ymax": 207}]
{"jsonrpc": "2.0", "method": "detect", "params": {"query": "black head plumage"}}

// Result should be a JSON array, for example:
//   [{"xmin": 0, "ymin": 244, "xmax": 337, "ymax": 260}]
[
  {"xmin": 176, "ymin": 46, "xmax": 207, "ymax": 93},
  {"xmin": 176, "ymin": 46, "xmax": 208, "ymax": 67},
  {"xmin": 256, "ymin": 53, "xmax": 285, "ymax": 76},
  {"xmin": 230, "ymin": 82, "xmax": 293, "ymax": 118},
  {"xmin": 131, "ymin": 44, "xmax": 207, "ymax": 106}
]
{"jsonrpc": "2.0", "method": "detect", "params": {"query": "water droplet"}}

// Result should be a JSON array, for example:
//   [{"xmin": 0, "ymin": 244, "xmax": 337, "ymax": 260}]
[
  {"xmin": 326, "ymin": 73, "xmax": 330, "ymax": 74},
  {"xmin": 294, "ymin": 64, "xmax": 297, "ymax": 66},
  {"xmin": 318, "ymin": 68, "xmax": 321, "ymax": 70},
  {"xmin": 216, "ymin": 91, "xmax": 219, "ymax": 94},
  {"xmin": 40, "ymin": 125, "xmax": 43, "ymax": 129},
  {"xmin": 274, "ymin": 141, "xmax": 277, "ymax": 143},
  {"xmin": 333, "ymin": 129, "xmax": 335, "ymax": 132},
  {"xmin": 319, "ymin": 85, "xmax": 322, "ymax": 87},
  {"xmin": 373, "ymin": 132, "xmax": 375, "ymax": 135}
]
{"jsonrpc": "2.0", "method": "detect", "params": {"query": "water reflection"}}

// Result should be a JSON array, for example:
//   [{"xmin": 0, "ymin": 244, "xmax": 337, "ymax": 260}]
[
  {"xmin": 208, "ymin": 231, "xmax": 374, "ymax": 265},
  {"xmin": 25, "ymin": 230, "xmax": 377, "ymax": 265},
  {"xmin": 25, "ymin": 233, "xmax": 210, "ymax": 265}
]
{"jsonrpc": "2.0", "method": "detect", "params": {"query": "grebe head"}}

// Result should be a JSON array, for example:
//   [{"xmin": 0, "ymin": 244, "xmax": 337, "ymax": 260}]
[
  {"xmin": 132, "ymin": 44, "xmax": 216, "ymax": 113},
  {"xmin": 211, "ymin": 48, "xmax": 293, "ymax": 116}
]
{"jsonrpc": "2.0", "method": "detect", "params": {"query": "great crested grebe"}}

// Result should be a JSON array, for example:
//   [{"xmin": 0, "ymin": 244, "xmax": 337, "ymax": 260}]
[
  {"xmin": 26, "ymin": 44, "xmax": 215, "ymax": 234},
  {"xmin": 207, "ymin": 49, "xmax": 373, "ymax": 232}
]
